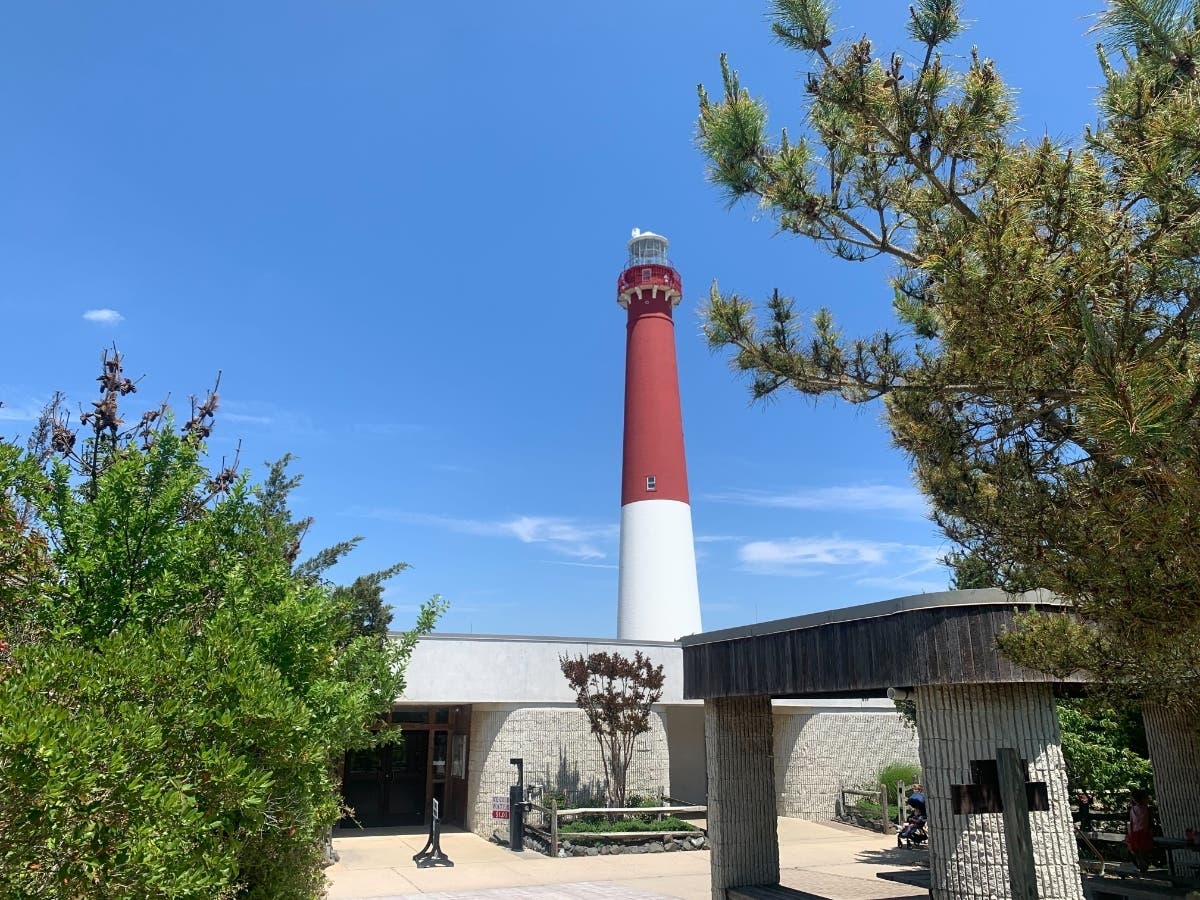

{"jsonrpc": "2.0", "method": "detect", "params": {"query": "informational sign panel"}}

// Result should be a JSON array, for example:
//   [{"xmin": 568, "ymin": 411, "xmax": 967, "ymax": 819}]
[{"xmin": 492, "ymin": 796, "xmax": 510, "ymax": 819}]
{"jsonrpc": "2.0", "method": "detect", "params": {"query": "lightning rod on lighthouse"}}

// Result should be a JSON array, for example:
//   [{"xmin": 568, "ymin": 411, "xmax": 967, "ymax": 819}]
[{"xmin": 615, "ymin": 229, "xmax": 702, "ymax": 641}]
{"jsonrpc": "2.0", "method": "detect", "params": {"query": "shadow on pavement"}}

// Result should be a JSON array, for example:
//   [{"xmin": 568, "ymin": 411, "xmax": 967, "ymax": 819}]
[{"xmin": 854, "ymin": 846, "xmax": 928, "ymax": 868}]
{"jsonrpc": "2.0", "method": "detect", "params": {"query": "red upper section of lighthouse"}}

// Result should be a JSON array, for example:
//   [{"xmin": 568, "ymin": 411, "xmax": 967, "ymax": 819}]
[
  {"xmin": 619, "ymin": 257, "xmax": 690, "ymax": 507},
  {"xmin": 617, "ymin": 264, "xmax": 681, "ymax": 309}
]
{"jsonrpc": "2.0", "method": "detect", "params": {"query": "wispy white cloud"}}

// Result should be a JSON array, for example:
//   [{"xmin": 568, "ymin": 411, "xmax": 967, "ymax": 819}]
[
  {"xmin": 852, "ymin": 545, "xmax": 948, "ymax": 593},
  {"xmin": 545, "ymin": 560, "xmax": 619, "ymax": 570},
  {"xmin": 0, "ymin": 400, "xmax": 43, "ymax": 422},
  {"xmin": 82, "ymin": 308, "xmax": 124, "ymax": 325},
  {"xmin": 695, "ymin": 533, "xmax": 743, "ymax": 543},
  {"xmin": 352, "ymin": 508, "xmax": 618, "ymax": 560},
  {"xmin": 707, "ymin": 484, "xmax": 928, "ymax": 517},
  {"xmin": 892, "ymin": 545, "xmax": 945, "ymax": 574},
  {"xmin": 738, "ymin": 536, "xmax": 945, "ymax": 579},
  {"xmin": 503, "ymin": 516, "xmax": 617, "ymax": 559},
  {"xmin": 740, "ymin": 537, "xmax": 891, "ymax": 573}
]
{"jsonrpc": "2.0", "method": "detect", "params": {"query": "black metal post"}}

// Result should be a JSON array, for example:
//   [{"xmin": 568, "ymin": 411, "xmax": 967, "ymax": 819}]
[
  {"xmin": 509, "ymin": 757, "xmax": 525, "ymax": 852},
  {"xmin": 413, "ymin": 797, "xmax": 453, "ymax": 868}
]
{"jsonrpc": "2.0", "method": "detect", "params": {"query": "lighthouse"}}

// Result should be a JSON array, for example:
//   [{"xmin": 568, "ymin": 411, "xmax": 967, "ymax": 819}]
[{"xmin": 615, "ymin": 229, "xmax": 702, "ymax": 641}]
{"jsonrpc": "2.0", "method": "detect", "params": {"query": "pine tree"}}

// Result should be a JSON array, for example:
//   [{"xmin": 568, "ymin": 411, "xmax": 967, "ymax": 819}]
[
  {"xmin": 697, "ymin": 0, "xmax": 1200, "ymax": 709},
  {"xmin": 333, "ymin": 564, "xmax": 408, "ymax": 644}
]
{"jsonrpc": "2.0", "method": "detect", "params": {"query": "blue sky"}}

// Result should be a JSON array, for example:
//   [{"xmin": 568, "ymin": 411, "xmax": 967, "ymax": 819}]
[{"xmin": 1, "ymin": 1, "xmax": 1103, "ymax": 637}]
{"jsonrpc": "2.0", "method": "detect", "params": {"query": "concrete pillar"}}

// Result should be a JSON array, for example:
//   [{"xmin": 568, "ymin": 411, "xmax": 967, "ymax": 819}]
[
  {"xmin": 1143, "ymin": 703, "xmax": 1200, "ymax": 877},
  {"xmin": 915, "ymin": 683, "xmax": 1081, "ymax": 900},
  {"xmin": 705, "ymin": 695, "xmax": 778, "ymax": 900}
]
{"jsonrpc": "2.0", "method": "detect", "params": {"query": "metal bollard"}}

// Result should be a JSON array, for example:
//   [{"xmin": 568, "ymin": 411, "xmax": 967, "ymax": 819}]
[{"xmin": 509, "ymin": 757, "xmax": 525, "ymax": 852}]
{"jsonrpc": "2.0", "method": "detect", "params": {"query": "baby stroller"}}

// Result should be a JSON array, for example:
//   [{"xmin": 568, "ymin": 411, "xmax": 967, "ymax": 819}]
[
  {"xmin": 898, "ymin": 810, "xmax": 928, "ymax": 848},
  {"xmin": 898, "ymin": 788, "xmax": 928, "ymax": 848}
]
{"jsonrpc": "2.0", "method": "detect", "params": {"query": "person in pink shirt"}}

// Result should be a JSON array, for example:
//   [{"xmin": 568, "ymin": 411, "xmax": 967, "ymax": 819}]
[{"xmin": 1126, "ymin": 789, "xmax": 1153, "ymax": 872}]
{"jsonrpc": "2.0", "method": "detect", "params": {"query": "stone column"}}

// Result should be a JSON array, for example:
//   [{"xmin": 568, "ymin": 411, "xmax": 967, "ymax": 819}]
[
  {"xmin": 705, "ymin": 695, "xmax": 778, "ymax": 900},
  {"xmin": 915, "ymin": 683, "xmax": 1081, "ymax": 900},
  {"xmin": 1143, "ymin": 703, "xmax": 1200, "ymax": 877}
]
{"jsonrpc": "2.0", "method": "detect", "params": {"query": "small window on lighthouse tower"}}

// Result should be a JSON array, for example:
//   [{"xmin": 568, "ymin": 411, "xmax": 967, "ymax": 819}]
[{"xmin": 646, "ymin": 475, "xmax": 657, "ymax": 492}]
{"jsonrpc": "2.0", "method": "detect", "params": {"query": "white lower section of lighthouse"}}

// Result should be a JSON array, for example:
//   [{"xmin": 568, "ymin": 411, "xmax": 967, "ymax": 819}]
[{"xmin": 617, "ymin": 499, "xmax": 702, "ymax": 641}]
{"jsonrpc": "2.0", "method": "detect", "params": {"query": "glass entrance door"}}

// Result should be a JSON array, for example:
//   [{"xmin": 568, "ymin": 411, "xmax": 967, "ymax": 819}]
[
  {"xmin": 340, "ymin": 706, "xmax": 470, "ymax": 828},
  {"xmin": 342, "ymin": 731, "xmax": 429, "ymax": 827},
  {"xmin": 384, "ymin": 731, "xmax": 428, "ymax": 824}
]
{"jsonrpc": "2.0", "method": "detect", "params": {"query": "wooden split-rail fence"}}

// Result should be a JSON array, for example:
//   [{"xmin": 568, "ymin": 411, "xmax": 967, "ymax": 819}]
[{"xmin": 523, "ymin": 797, "xmax": 707, "ymax": 858}]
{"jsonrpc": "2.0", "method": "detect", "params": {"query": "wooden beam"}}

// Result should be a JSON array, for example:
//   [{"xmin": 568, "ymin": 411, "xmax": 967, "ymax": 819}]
[
  {"xmin": 683, "ymin": 602, "xmax": 1082, "ymax": 700},
  {"xmin": 997, "ymin": 747, "xmax": 1038, "ymax": 899}
]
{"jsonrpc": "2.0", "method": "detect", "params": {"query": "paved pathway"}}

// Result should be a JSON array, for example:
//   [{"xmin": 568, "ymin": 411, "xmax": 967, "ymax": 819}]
[
  {"xmin": 324, "ymin": 819, "xmax": 927, "ymax": 900},
  {"xmin": 348, "ymin": 883, "xmax": 677, "ymax": 900}
]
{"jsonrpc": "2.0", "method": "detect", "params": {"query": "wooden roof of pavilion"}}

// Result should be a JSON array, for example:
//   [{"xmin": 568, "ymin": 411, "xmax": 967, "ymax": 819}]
[{"xmin": 681, "ymin": 588, "xmax": 1087, "ymax": 700}]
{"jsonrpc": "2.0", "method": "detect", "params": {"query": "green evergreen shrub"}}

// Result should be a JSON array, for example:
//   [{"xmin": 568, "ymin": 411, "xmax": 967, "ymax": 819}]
[{"xmin": 0, "ymin": 356, "xmax": 441, "ymax": 897}]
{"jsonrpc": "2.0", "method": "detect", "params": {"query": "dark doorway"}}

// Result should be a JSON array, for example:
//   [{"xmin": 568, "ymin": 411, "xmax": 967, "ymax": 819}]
[
  {"xmin": 342, "ymin": 734, "xmax": 429, "ymax": 827},
  {"xmin": 340, "ymin": 705, "xmax": 471, "ymax": 829}
]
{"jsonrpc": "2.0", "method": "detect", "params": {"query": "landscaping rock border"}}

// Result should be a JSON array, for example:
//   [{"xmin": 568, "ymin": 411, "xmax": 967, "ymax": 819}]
[
  {"xmin": 556, "ymin": 835, "xmax": 709, "ymax": 857},
  {"xmin": 837, "ymin": 812, "xmax": 888, "ymax": 834}
]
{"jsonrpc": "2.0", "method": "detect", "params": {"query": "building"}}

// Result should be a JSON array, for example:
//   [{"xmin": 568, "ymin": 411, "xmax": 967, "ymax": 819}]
[
  {"xmin": 339, "ymin": 230, "xmax": 919, "ymax": 835},
  {"xmin": 343, "ymin": 630, "xmax": 917, "ymax": 836}
]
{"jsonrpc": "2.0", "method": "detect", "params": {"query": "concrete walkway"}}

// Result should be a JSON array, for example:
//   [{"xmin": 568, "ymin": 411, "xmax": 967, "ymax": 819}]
[{"xmin": 324, "ymin": 819, "xmax": 928, "ymax": 900}]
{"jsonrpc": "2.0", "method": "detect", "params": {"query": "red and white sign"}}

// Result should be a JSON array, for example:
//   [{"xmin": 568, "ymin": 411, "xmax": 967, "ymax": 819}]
[{"xmin": 492, "ymin": 796, "xmax": 510, "ymax": 820}]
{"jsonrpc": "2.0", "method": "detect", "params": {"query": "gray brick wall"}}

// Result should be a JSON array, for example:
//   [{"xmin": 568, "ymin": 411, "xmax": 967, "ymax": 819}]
[
  {"xmin": 465, "ymin": 703, "xmax": 670, "ymax": 837},
  {"xmin": 916, "ymin": 683, "xmax": 1081, "ymax": 900},
  {"xmin": 1141, "ymin": 704, "xmax": 1200, "ymax": 877},
  {"xmin": 462, "ymin": 703, "xmax": 922, "ymax": 837},
  {"xmin": 774, "ymin": 709, "xmax": 920, "ymax": 820}
]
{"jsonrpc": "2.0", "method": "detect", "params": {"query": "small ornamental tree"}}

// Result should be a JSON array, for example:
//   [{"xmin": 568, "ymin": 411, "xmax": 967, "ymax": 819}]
[{"xmin": 559, "ymin": 651, "xmax": 665, "ymax": 809}]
